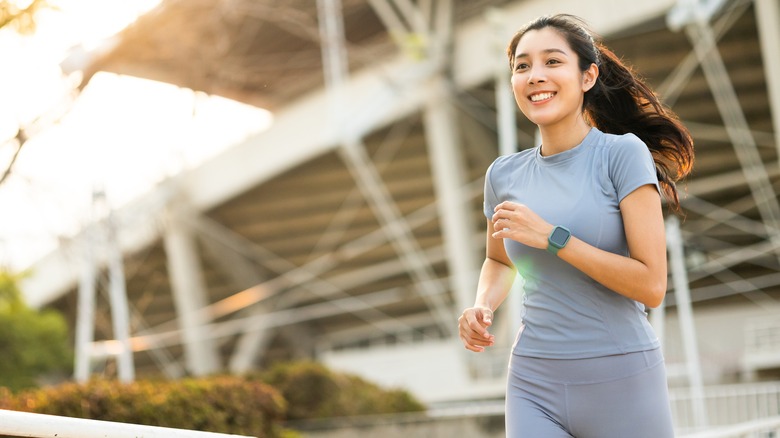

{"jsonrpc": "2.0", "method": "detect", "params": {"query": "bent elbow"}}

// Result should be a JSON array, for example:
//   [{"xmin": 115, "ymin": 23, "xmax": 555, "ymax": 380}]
[
  {"xmin": 644, "ymin": 280, "xmax": 667, "ymax": 309},
  {"xmin": 644, "ymin": 294, "xmax": 664, "ymax": 309}
]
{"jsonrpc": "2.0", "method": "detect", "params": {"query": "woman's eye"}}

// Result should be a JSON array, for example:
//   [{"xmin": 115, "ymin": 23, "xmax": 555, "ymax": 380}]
[
  {"xmin": 547, "ymin": 59, "xmax": 560, "ymax": 65},
  {"xmin": 515, "ymin": 63, "xmax": 529, "ymax": 71}
]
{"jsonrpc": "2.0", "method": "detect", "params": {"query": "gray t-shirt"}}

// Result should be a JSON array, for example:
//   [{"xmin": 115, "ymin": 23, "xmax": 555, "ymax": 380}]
[{"xmin": 483, "ymin": 127, "xmax": 661, "ymax": 359}]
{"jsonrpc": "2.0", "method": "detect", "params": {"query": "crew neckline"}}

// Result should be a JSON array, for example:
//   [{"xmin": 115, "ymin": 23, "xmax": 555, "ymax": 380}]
[{"xmin": 535, "ymin": 127, "xmax": 599, "ymax": 166}]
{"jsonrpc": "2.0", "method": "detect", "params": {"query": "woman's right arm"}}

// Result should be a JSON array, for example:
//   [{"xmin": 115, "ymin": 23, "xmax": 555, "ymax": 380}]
[{"xmin": 458, "ymin": 219, "xmax": 517, "ymax": 352}]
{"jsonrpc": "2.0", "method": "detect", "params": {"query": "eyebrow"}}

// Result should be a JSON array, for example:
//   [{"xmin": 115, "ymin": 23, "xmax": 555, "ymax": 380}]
[{"xmin": 514, "ymin": 48, "xmax": 569, "ymax": 59}]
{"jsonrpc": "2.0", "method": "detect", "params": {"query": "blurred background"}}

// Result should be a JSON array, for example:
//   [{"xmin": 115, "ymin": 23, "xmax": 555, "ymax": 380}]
[{"xmin": 1, "ymin": 0, "xmax": 779, "ymax": 436}]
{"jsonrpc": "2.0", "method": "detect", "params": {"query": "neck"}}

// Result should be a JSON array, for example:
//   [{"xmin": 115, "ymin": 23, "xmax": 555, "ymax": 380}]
[{"xmin": 538, "ymin": 118, "xmax": 593, "ymax": 156}]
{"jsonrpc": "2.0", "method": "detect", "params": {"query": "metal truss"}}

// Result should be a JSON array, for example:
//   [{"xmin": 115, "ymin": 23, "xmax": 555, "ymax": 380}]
[
  {"xmin": 660, "ymin": 0, "xmax": 780, "ymax": 428},
  {"xmin": 667, "ymin": 0, "xmax": 780, "ymax": 284},
  {"xmin": 88, "ymin": 185, "xmax": 478, "ymax": 365},
  {"xmin": 319, "ymin": 0, "xmax": 478, "ymax": 336},
  {"xmin": 71, "ymin": 0, "xmax": 780, "ymax": 389}
]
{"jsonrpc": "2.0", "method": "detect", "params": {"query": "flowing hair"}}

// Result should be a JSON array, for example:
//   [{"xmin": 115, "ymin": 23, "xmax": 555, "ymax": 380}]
[{"xmin": 507, "ymin": 14, "xmax": 694, "ymax": 211}]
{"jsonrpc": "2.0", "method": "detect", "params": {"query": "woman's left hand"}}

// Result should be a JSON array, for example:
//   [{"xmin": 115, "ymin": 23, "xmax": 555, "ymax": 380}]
[{"xmin": 491, "ymin": 201, "xmax": 553, "ymax": 249}]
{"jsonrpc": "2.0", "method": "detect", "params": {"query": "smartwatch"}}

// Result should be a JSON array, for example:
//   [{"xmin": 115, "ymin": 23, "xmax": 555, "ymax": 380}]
[{"xmin": 547, "ymin": 225, "xmax": 571, "ymax": 256}]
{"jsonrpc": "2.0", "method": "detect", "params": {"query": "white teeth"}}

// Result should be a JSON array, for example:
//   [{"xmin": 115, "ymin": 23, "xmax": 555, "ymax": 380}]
[{"xmin": 530, "ymin": 92, "xmax": 555, "ymax": 102}]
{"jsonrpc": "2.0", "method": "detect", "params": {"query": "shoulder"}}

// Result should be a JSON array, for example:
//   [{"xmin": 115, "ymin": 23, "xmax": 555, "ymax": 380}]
[
  {"xmin": 487, "ymin": 148, "xmax": 536, "ymax": 175},
  {"xmin": 590, "ymin": 130, "xmax": 644, "ymax": 150},
  {"xmin": 590, "ymin": 131, "xmax": 653, "ymax": 172},
  {"xmin": 597, "ymin": 131, "xmax": 649, "ymax": 158}
]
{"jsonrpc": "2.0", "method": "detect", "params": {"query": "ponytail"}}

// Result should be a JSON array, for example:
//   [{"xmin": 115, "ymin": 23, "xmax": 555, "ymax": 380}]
[
  {"xmin": 507, "ymin": 14, "xmax": 694, "ymax": 212},
  {"xmin": 587, "ymin": 43, "xmax": 694, "ymax": 211}
]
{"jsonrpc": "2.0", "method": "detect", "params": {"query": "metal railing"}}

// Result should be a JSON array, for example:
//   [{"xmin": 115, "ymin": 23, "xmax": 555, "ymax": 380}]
[
  {"xmin": 746, "ymin": 317, "xmax": 780, "ymax": 353},
  {"xmin": 744, "ymin": 316, "xmax": 780, "ymax": 373},
  {"xmin": 475, "ymin": 352, "xmax": 780, "ymax": 433},
  {"xmin": 679, "ymin": 415, "xmax": 780, "ymax": 438},
  {"xmin": 670, "ymin": 381, "xmax": 780, "ymax": 433},
  {"xmin": 0, "ymin": 409, "xmax": 255, "ymax": 438}
]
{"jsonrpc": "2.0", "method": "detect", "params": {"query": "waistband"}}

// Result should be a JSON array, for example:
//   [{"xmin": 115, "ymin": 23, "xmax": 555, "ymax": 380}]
[{"xmin": 510, "ymin": 348, "xmax": 665, "ymax": 385}]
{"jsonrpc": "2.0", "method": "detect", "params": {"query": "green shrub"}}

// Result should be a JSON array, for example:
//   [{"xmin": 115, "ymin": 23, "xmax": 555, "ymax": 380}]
[
  {"xmin": 254, "ymin": 361, "xmax": 425, "ymax": 421},
  {"xmin": 2, "ymin": 376, "xmax": 289, "ymax": 438},
  {"xmin": 0, "ymin": 360, "xmax": 424, "ymax": 436}
]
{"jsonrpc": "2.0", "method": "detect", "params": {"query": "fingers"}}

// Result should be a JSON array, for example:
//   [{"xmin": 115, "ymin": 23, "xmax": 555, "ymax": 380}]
[
  {"xmin": 493, "ymin": 219, "xmax": 512, "ymax": 237},
  {"xmin": 494, "ymin": 201, "xmax": 519, "ymax": 211},
  {"xmin": 458, "ymin": 308, "xmax": 495, "ymax": 352},
  {"xmin": 492, "ymin": 216, "xmax": 511, "ymax": 230},
  {"xmin": 482, "ymin": 310, "xmax": 493, "ymax": 326},
  {"xmin": 491, "ymin": 216, "xmax": 512, "ymax": 239},
  {"xmin": 492, "ymin": 202, "xmax": 521, "ymax": 230},
  {"xmin": 492, "ymin": 208, "xmax": 514, "ymax": 239},
  {"xmin": 491, "ymin": 203, "xmax": 550, "ymax": 247},
  {"xmin": 492, "ymin": 208, "xmax": 512, "ymax": 223}
]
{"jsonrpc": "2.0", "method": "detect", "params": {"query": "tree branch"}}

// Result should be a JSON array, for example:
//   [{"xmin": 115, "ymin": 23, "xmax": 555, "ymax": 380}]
[{"xmin": 0, "ymin": 129, "xmax": 26, "ymax": 186}]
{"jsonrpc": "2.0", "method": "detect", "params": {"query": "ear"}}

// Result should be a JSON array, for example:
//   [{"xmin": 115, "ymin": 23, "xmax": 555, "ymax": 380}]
[{"xmin": 582, "ymin": 63, "xmax": 599, "ymax": 92}]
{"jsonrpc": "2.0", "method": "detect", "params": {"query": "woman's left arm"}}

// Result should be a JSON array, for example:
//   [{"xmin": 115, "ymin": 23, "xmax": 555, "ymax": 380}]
[{"xmin": 491, "ymin": 184, "xmax": 667, "ymax": 307}]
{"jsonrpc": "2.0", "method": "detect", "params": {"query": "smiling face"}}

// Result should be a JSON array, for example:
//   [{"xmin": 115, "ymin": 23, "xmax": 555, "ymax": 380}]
[{"xmin": 511, "ymin": 27, "xmax": 597, "ymax": 130}]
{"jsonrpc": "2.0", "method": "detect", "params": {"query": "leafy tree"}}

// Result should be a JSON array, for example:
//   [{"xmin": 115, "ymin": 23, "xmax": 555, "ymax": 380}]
[
  {"xmin": 0, "ymin": 0, "xmax": 51, "ymax": 33},
  {"xmin": 0, "ymin": 271, "xmax": 72, "ymax": 391},
  {"xmin": 0, "ymin": 0, "xmax": 57, "ymax": 186}
]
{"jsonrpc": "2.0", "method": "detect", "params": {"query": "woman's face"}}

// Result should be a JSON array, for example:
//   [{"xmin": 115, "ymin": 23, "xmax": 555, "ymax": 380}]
[{"xmin": 511, "ymin": 27, "xmax": 595, "ymax": 129}]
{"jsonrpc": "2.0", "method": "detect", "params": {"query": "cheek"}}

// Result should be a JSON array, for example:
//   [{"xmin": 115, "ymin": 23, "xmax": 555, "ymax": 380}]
[{"xmin": 510, "ymin": 76, "xmax": 527, "ymax": 98}]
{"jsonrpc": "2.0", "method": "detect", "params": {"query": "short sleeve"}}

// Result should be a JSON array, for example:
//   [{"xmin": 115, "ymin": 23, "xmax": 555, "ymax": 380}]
[
  {"xmin": 483, "ymin": 161, "xmax": 500, "ymax": 219},
  {"xmin": 608, "ymin": 134, "xmax": 660, "ymax": 203}
]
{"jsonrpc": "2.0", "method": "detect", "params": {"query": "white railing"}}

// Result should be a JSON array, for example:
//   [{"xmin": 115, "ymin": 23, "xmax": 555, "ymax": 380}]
[
  {"xmin": 0, "ymin": 409, "xmax": 256, "ymax": 438},
  {"xmin": 679, "ymin": 415, "xmax": 780, "ymax": 438},
  {"xmin": 746, "ymin": 317, "xmax": 780, "ymax": 354},
  {"xmin": 670, "ymin": 382, "xmax": 780, "ymax": 433},
  {"xmin": 744, "ymin": 316, "xmax": 780, "ymax": 373},
  {"xmin": 471, "ymin": 347, "xmax": 512, "ymax": 381}
]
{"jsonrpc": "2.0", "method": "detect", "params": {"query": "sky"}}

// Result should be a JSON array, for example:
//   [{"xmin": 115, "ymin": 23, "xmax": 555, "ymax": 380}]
[{"xmin": 0, "ymin": 0, "xmax": 273, "ymax": 271}]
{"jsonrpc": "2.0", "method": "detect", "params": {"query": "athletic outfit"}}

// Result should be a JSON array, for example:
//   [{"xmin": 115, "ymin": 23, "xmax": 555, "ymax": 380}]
[{"xmin": 483, "ymin": 127, "xmax": 675, "ymax": 437}]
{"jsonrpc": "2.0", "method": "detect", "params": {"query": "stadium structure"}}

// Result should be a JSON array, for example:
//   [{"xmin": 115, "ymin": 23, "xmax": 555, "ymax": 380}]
[{"xmin": 19, "ymin": 0, "xmax": 780, "ymax": 434}]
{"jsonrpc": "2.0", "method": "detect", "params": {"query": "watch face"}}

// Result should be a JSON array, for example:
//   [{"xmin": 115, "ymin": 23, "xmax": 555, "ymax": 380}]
[{"xmin": 550, "ymin": 227, "xmax": 570, "ymax": 246}]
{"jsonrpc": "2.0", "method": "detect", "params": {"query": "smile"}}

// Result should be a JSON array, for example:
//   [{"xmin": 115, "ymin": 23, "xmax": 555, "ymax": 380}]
[{"xmin": 530, "ymin": 92, "xmax": 556, "ymax": 102}]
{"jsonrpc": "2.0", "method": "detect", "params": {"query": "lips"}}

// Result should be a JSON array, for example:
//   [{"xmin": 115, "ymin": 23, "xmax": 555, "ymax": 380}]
[{"xmin": 529, "ymin": 92, "xmax": 556, "ymax": 103}]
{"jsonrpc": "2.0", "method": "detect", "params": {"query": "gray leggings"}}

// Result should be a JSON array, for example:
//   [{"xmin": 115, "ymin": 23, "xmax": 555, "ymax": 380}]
[{"xmin": 505, "ymin": 348, "xmax": 674, "ymax": 438}]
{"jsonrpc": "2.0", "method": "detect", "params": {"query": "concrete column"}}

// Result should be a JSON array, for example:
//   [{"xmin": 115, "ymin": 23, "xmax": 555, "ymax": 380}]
[
  {"xmin": 650, "ymin": 297, "xmax": 666, "ymax": 355},
  {"xmin": 106, "ymin": 217, "xmax": 135, "ymax": 382},
  {"xmin": 163, "ymin": 204, "xmax": 220, "ymax": 376},
  {"xmin": 423, "ymin": 76, "xmax": 480, "ymax": 314},
  {"xmin": 667, "ymin": 216, "xmax": 708, "ymax": 428},
  {"xmin": 498, "ymin": 55, "xmax": 525, "ymax": 337},
  {"xmin": 755, "ymin": 0, "xmax": 780, "ymax": 165},
  {"xmin": 74, "ymin": 230, "xmax": 96, "ymax": 383}
]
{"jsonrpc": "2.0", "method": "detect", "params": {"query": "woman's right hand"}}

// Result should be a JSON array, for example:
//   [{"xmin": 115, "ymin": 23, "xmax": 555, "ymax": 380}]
[{"xmin": 458, "ymin": 307, "xmax": 495, "ymax": 352}]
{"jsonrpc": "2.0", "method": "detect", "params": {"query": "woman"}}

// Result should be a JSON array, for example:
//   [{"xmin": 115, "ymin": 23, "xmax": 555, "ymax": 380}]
[{"xmin": 457, "ymin": 14, "xmax": 693, "ymax": 438}]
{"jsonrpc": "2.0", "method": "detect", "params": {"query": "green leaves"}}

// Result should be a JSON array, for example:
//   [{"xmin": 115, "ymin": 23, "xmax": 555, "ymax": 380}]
[
  {"xmin": 0, "ymin": 271, "xmax": 72, "ymax": 391},
  {"xmin": 255, "ymin": 360, "xmax": 425, "ymax": 421},
  {"xmin": 2, "ymin": 377, "xmax": 290, "ymax": 438}
]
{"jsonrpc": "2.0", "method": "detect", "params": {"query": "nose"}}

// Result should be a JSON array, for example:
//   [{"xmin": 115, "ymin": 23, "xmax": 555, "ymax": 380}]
[{"xmin": 527, "ymin": 65, "xmax": 546, "ymax": 84}]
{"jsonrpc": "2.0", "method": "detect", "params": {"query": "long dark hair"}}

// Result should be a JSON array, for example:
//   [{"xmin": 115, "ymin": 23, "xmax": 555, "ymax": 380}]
[{"xmin": 507, "ymin": 14, "xmax": 694, "ymax": 211}]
